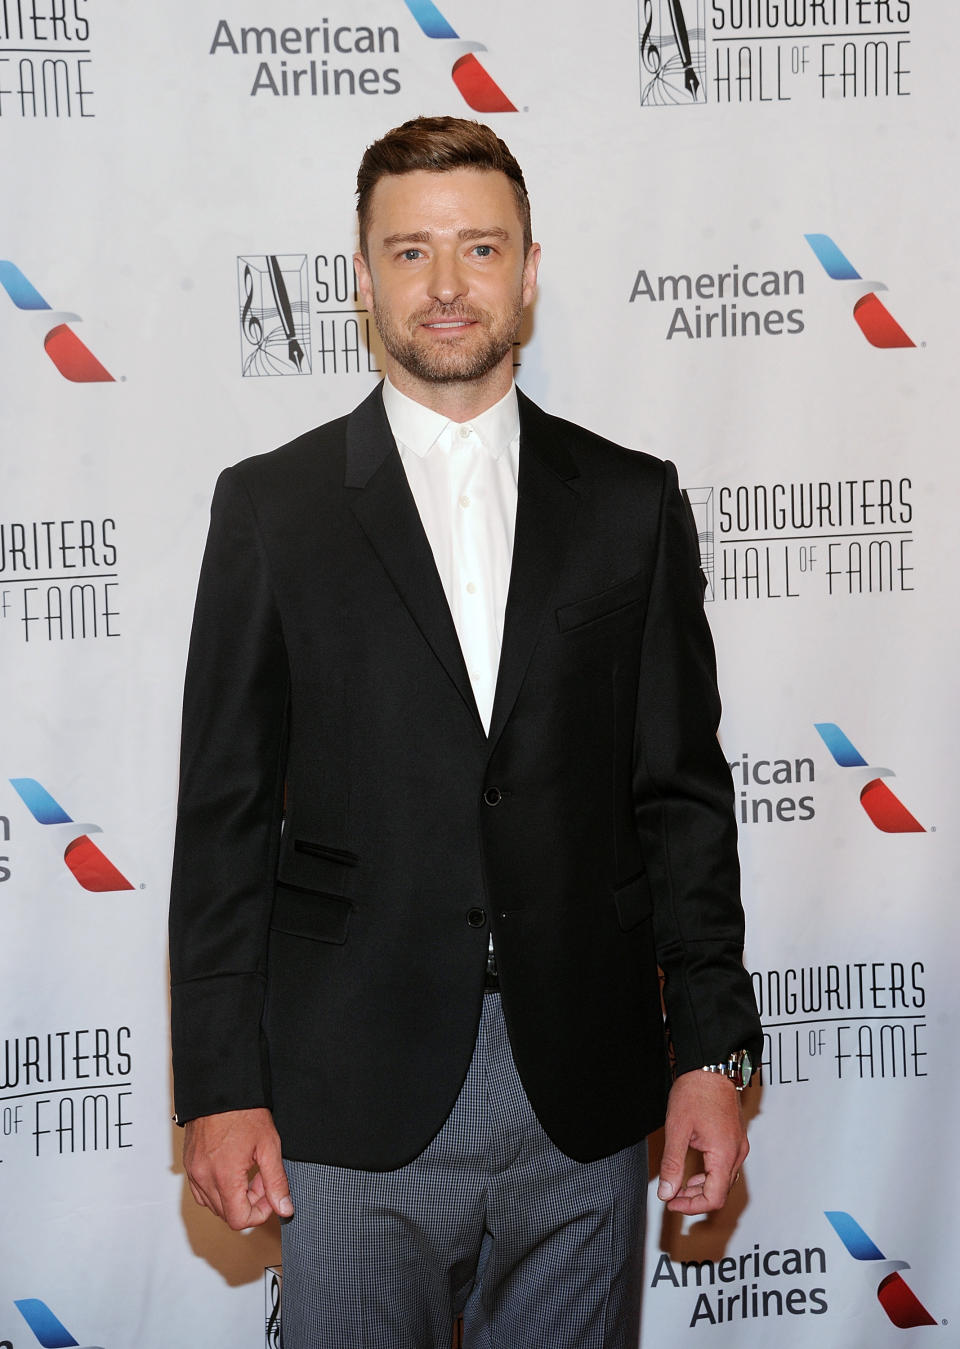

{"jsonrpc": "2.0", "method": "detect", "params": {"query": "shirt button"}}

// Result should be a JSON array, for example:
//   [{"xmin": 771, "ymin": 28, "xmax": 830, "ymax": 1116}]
[
  {"xmin": 483, "ymin": 787, "xmax": 502, "ymax": 806},
  {"xmin": 459, "ymin": 425, "xmax": 471, "ymax": 439},
  {"xmin": 459, "ymin": 494, "xmax": 471, "ymax": 508},
  {"xmin": 466, "ymin": 907, "xmax": 486, "ymax": 927},
  {"xmin": 466, "ymin": 581, "xmax": 477, "ymax": 595}
]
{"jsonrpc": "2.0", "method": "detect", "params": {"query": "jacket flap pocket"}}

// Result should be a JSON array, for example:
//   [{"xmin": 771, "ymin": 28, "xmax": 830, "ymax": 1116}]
[
  {"xmin": 613, "ymin": 873, "xmax": 652, "ymax": 931},
  {"xmin": 556, "ymin": 571, "xmax": 646, "ymax": 633},
  {"xmin": 271, "ymin": 885, "xmax": 353, "ymax": 945}
]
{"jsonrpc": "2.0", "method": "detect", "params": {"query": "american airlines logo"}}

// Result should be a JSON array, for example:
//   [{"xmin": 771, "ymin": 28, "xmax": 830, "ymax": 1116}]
[
  {"xmin": 814, "ymin": 724, "xmax": 925, "ymax": 833},
  {"xmin": 826, "ymin": 1212, "xmax": 937, "ymax": 1330},
  {"xmin": 9, "ymin": 778, "xmax": 134, "ymax": 891},
  {"xmin": 0, "ymin": 261, "xmax": 114, "ymax": 382},
  {"xmin": 804, "ymin": 235, "xmax": 915, "ymax": 349},
  {"xmin": 401, "ymin": 0, "xmax": 517, "ymax": 111}
]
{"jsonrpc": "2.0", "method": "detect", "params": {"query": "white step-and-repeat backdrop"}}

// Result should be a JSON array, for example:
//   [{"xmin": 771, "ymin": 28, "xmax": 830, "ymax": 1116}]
[{"xmin": 2, "ymin": 1, "xmax": 956, "ymax": 1345}]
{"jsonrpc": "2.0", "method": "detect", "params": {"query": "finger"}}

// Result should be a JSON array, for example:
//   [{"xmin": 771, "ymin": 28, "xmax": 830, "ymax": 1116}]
[
  {"xmin": 669, "ymin": 1197, "xmax": 715, "ymax": 1214},
  {"xmin": 657, "ymin": 1128, "xmax": 693, "ymax": 1201},
  {"xmin": 255, "ymin": 1138, "xmax": 295, "ymax": 1218},
  {"xmin": 187, "ymin": 1177, "xmax": 214, "ymax": 1213},
  {"xmin": 246, "ymin": 1171, "xmax": 278, "ymax": 1224},
  {"xmin": 701, "ymin": 1167, "xmax": 728, "ymax": 1210},
  {"xmin": 665, "ymin": 1161, "xmax": 727, "ymax": 1212},
  {"xmin": 693, "ymin": 1139, "xmax": 737, "ymax": 1208},
  {"xmin": 668, "ymin": 1177, "xmax": 706, "ymax": 1201},
  {"xmin": 187, "ymin": 1167, "xmax": 228, "ymax": 1220},
  {"xmin": 195, "ymin": 1158, "xmax": 261, "ymax": 1228},
  {"xmin": 733, "ymin": 1138, "xmax": 750, "ymax": 1182},
  {"xmin": 222, "ymin": 1186, "xmax": 271, "ymax": 1230},
  {"xmin": 672, "ymin": 1173, "xmax": 746, "ymax": 1213}
]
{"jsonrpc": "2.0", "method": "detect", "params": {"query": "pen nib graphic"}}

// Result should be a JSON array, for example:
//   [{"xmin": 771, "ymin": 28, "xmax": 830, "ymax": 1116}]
[
  {"xmin": 668, "ymin": 0, "xmax": 699, "ymax": 99},
  {"xmin": 267, "ymin": 255, "xmax": 305, "ymax": 372}
]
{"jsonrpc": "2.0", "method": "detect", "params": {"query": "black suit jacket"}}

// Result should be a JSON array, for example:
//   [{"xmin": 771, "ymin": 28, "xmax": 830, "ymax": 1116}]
[{"xmin": 169, "ymin": 384, "xmax": 762, "ymax": 1167}]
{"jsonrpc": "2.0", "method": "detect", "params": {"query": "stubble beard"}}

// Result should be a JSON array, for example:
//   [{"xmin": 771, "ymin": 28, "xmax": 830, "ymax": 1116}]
[{"xmin": 373, "ymin": 297, "xmax": 523, "ymax": 385}]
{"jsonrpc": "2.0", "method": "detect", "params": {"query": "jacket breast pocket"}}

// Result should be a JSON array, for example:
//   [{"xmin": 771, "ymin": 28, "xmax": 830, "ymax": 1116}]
[
  {"xmin": 274, "ymin": 836, "xmax": 359, "ymax": 891},
  {"xmin": 555, "ymin": 571, "xmax": 647, "ymax": 634},
  {"xmin": 271, "ymin": 883, "xmax": 353, "ymax": 945}
]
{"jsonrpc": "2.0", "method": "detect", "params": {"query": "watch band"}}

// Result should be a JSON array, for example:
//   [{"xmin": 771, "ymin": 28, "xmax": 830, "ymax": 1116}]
[{"xmin": 701, "ymin": 1049, "xmax": 753, "ymax": 1091}]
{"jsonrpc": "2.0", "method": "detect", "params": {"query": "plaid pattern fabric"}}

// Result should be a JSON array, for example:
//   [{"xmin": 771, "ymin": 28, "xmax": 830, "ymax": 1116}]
[{"xmin": 281, "ymin": 993, "xmax": 647, "ymax": 1348}]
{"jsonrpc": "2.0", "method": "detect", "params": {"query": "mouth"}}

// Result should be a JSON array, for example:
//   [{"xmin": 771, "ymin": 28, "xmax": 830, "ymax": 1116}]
[{"xmin": 421, "ymin": 319, "xmax": 477, "ymax": 331}]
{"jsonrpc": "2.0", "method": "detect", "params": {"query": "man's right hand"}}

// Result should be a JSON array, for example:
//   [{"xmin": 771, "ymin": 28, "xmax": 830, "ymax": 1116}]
[{"xmin": 182, "ymin": 1107, "xmax": 294, "ymax": 1230}]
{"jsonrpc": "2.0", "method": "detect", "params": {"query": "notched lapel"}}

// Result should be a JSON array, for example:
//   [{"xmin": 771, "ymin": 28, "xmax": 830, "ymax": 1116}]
[
  {"xmin": 345, "ymin": 386, "xmax": 484, "ymax": 735},
  {"xmin": 488, "ymin": 393, "xmax": 580, "ymax": 747}
]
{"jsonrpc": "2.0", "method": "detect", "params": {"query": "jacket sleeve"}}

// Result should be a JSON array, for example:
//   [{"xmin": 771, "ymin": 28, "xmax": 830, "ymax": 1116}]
[
  {"xmin": 168, "ymin": 465, "xmax": 290, "ymax": 1122},
  {"xmin": 633, "ymin": 460, "xmax": 763, "ymax": 1076}
]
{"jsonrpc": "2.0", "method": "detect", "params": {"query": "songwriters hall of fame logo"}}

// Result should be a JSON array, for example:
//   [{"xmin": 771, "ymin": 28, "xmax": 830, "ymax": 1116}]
[
  {"xmin": 639, "ymin": 2, "xmax": 912, "ymax": 106},
  {"xmin": 639, "ymin": 0, "xmax": 706, "ymax": 106},
  {"xmin": 685, "ymin": 472, "xmax": 916, "ymax": 604},
  {"xmin": 239, "ymin": 255, "xmax": 311, "ymax": 377}
]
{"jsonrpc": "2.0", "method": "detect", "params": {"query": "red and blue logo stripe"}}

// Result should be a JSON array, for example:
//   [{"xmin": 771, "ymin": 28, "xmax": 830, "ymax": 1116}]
[
  {"xmin": 10, "ymin": 778, "xmax": 134, "ymax": 892},
  {"xmin": 0, "ymin": 261, "xmax": 114, "ymax": 383},
  {"xmin": 814, "ymin": 723, "xmax": 924, "ymax": 833},
  {"xmin": 804, "ymin": 235, "xmax": 915, "ymax": 349},
  {"xmin": 826, "ymin": 1211, "xmax": 937, "ymax": 1329},
  {"xmin": 401, "ymin": 0, "xmax": 517, "ymax": 111}
]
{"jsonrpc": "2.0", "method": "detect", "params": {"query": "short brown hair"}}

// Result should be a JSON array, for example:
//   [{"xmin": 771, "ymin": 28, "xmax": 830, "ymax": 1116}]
[{"xmin": 356, "ymin": 116, "xmax": 532, "ymax": 258}]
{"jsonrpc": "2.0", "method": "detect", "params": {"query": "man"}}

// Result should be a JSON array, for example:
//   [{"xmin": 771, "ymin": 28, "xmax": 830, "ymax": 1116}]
[{"xmin": 170, "ymin": 117, "xmax": 762, "ymax": 1347}]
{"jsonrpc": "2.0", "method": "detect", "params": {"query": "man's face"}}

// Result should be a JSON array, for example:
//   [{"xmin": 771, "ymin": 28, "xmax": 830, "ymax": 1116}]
[{"xmin": 354, "ymin": 168, "xmax": 539, "ymax": 391}]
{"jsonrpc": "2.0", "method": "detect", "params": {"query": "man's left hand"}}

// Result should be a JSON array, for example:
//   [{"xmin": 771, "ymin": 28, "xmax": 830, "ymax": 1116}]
[{"xmin": 657, "ymin": 1069, "xmax": 748, "ymax": 1213}]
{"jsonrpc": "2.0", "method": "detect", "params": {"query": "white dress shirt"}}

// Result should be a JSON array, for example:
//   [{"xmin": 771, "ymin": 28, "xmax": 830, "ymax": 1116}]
[{"xmin": 382, "ymin": 377, "xmax": 520, "ymax": 735}]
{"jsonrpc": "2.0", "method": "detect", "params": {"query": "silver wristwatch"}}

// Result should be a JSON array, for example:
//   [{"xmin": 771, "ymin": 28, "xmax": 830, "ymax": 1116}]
[{"xmin": 702, "ymin": 1049, "xmax": 753, "ymax": 1091}]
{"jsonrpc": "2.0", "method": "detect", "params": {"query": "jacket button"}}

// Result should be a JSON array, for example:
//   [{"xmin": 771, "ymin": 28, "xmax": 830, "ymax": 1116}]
[
  {"xmin": 483, "ymin": 787, "xmax": 502, "ymax": 806},
  {"xmin": 466, "ymin": 908, "xmax": 486, "ymax": 928}
]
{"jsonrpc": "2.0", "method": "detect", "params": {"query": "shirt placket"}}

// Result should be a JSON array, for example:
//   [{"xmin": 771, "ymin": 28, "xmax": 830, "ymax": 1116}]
[{"xmin": 449, "ymin": 428, "xmax": 497, "ymax": 734}]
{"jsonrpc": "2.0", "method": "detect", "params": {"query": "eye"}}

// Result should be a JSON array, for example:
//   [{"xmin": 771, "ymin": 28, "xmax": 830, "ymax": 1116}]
[
  {"xmin": 473, "ymin": 244, "xmax": 493, "ymax": 257},
  {"xmin": 401, "ymin": 248, "xmax": 422, "ymax": 261}
]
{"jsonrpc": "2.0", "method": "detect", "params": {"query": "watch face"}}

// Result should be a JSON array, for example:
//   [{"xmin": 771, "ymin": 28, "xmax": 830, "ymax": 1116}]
[
  {"xmin": 740, "ymin": 1050, "xmax": 753, "ymax": 1089},
  {"xmin": 727, "ymin": 1049, "xmax": 752, "ymax": 1088}
]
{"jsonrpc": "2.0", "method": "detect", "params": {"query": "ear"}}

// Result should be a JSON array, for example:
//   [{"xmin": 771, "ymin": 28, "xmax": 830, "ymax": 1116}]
[
  {"xmin": 353, "ymin": 251, "xmax": 374, "ymax": 312},
  {"xmin": 521, "ymin": 242, "xmax": 541, "ymax": 310}
]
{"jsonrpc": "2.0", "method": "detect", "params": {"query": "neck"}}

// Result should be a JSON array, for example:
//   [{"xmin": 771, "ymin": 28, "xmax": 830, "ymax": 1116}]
[{"xmin": 384, "ymin": 354, "xmax": 514, "ymax": 422}]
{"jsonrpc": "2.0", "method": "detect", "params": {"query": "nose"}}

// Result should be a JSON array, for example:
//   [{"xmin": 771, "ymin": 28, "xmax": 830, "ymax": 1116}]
[{"xmin": 427, "ymin": 250, "xmax": 467, "ymax": 306}]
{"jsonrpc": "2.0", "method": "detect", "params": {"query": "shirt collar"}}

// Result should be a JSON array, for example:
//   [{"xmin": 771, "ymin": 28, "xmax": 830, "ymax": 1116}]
[{"xmin": 382, "ymin": 376, "xmax": 520, "ymax": 461}]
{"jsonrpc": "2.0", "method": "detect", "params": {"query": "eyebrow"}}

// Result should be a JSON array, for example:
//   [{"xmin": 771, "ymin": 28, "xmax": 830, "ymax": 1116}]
[{"xmin": 380, "ymin": 226, "xmax": 512, "ymax": 249}]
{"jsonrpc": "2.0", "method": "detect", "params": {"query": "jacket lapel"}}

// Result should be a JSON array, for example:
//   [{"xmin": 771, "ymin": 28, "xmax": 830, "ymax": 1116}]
[
  {"xmin": 487, "ymin": 391, "xmax": 581, "ymax": 748},
  {"xmin": 345, "ymin": 385, "xmax": 485, "ymax": 735}
]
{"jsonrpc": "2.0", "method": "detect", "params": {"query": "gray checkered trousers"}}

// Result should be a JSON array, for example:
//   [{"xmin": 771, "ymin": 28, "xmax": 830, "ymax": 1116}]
[{"xmin": 280, "ymin": 991, "xmax": 648, "ymax": 1348}]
